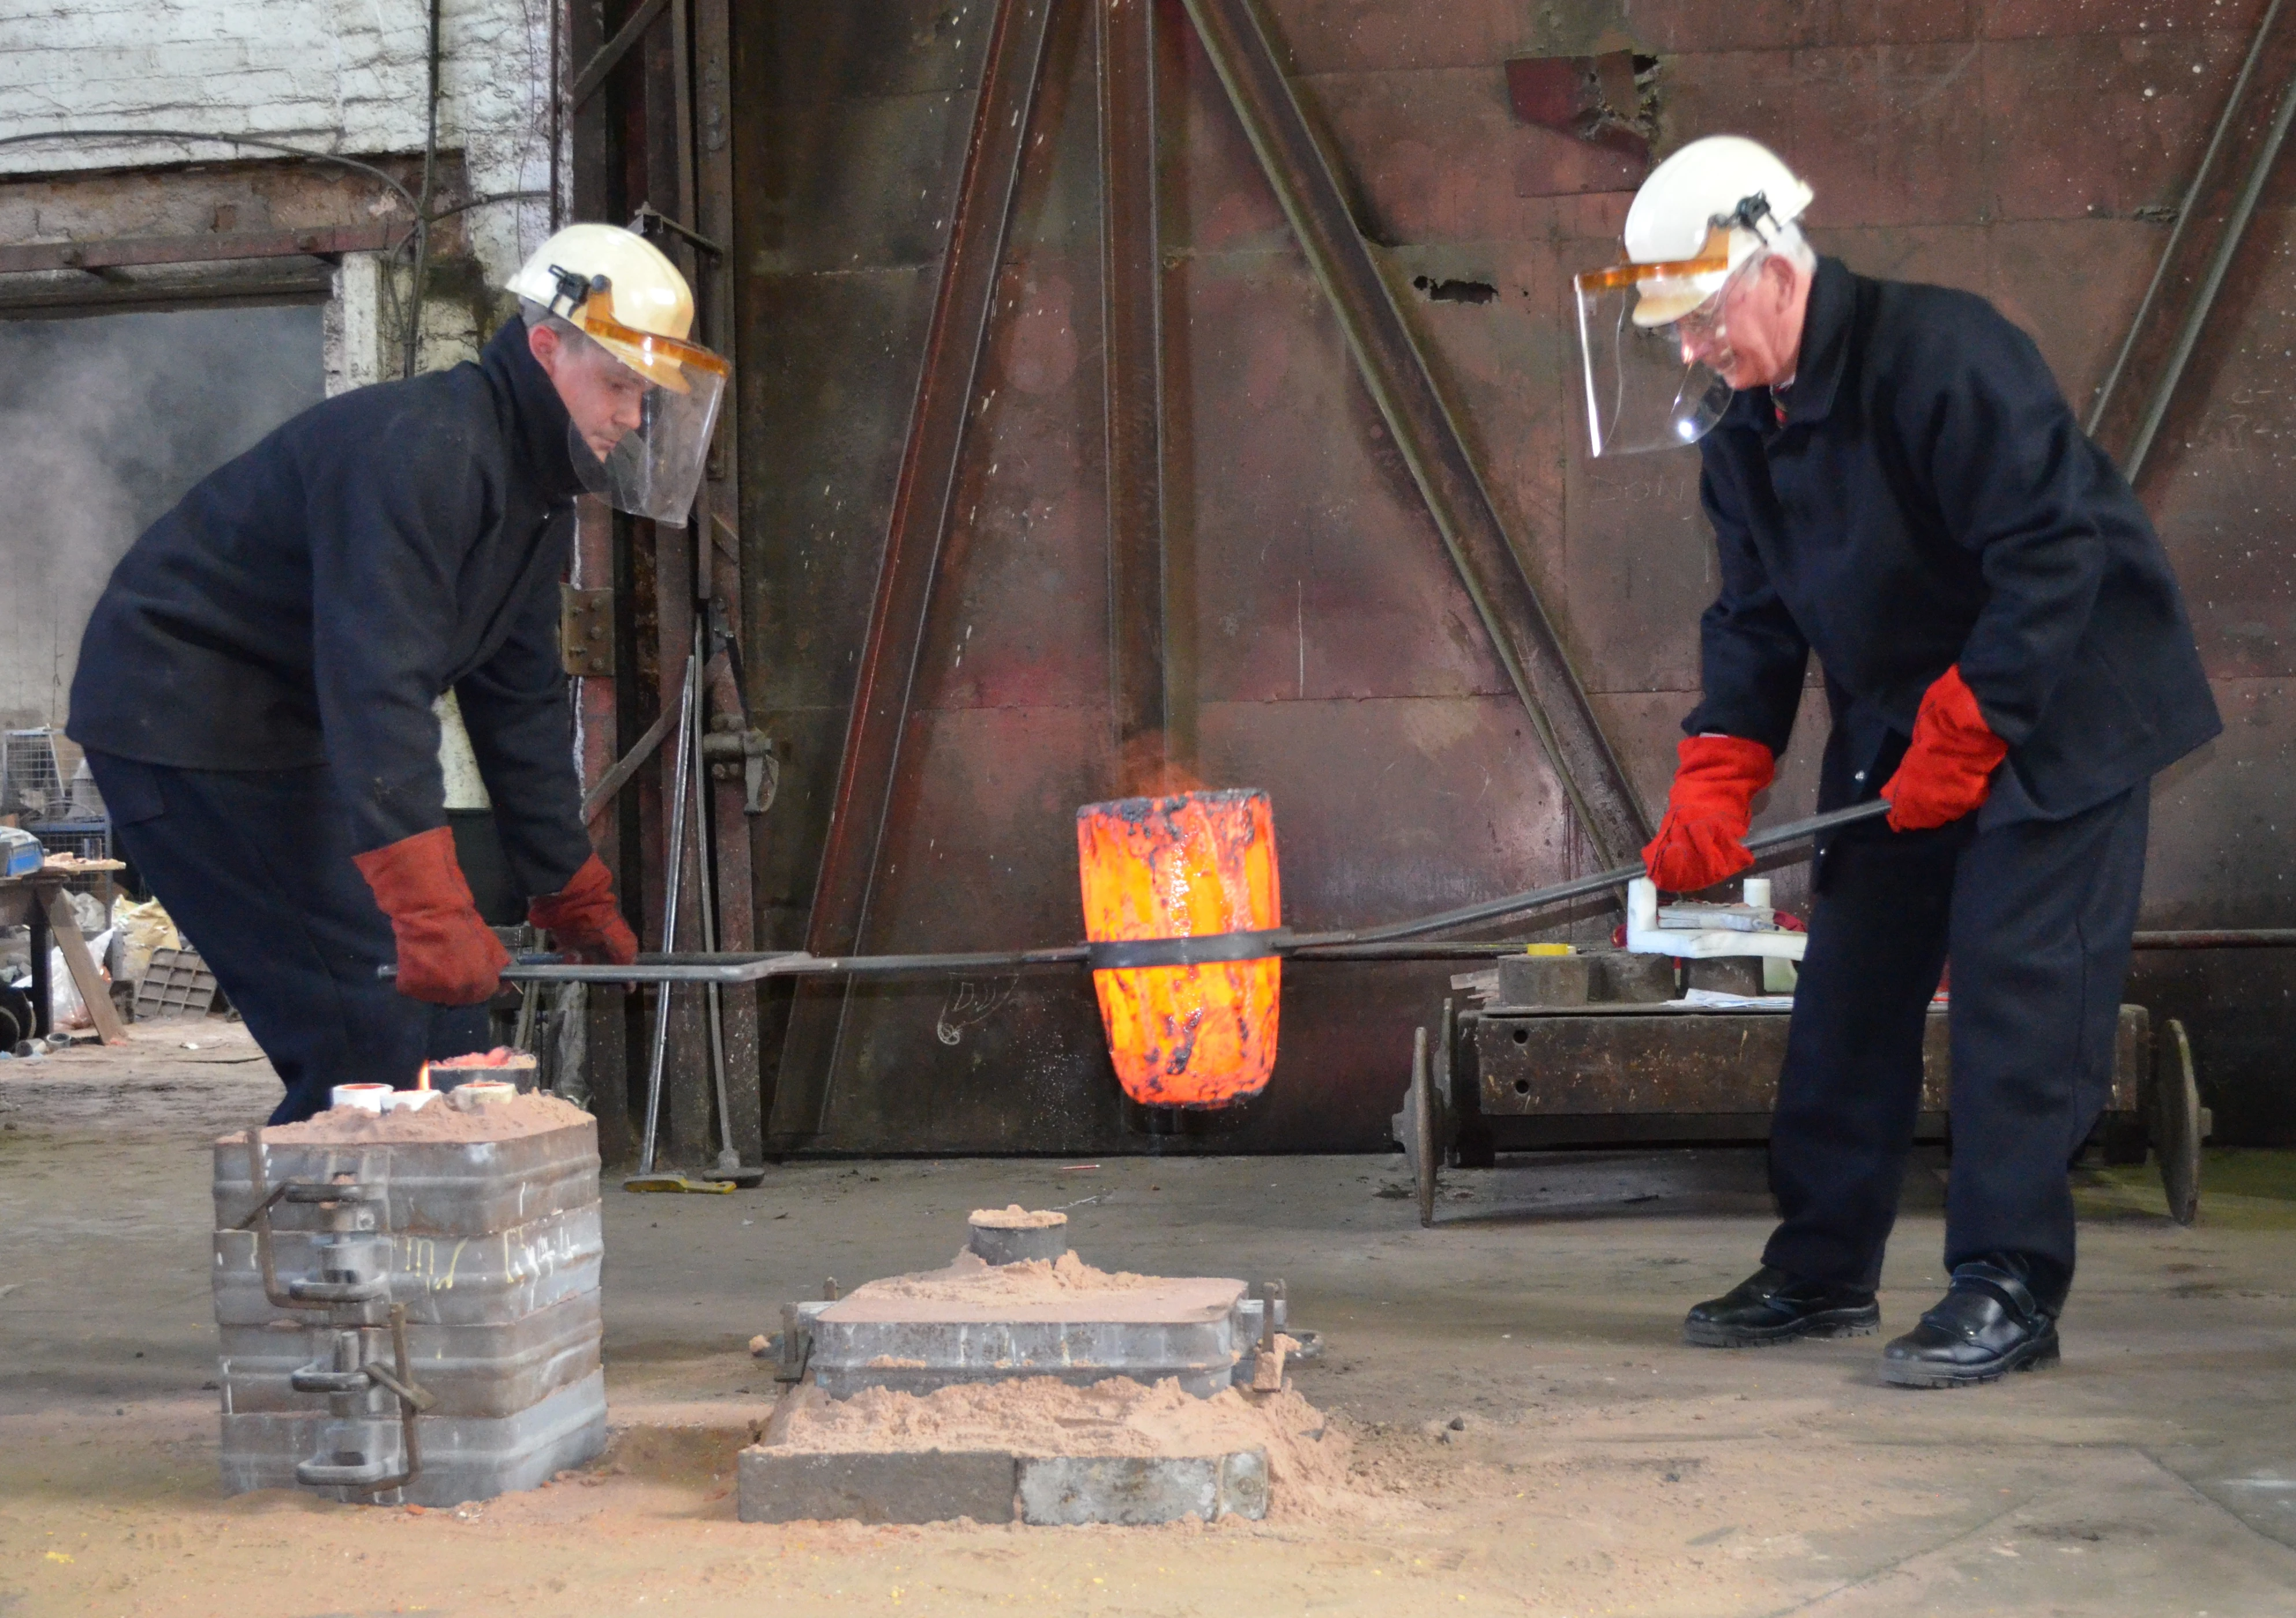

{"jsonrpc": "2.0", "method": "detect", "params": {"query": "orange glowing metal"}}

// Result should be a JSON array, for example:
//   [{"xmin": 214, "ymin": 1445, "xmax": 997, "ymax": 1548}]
[{"xmin": 1076, "ymin": 789, "xmax": 1280, "ymax": 1109}]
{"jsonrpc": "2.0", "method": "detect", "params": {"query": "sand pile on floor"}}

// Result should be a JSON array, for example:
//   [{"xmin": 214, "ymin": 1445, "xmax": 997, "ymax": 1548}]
[
  {"xmin": 218, "ymin": 1092, "xmax": 591, "ymax": 1146},
  {"xmin": 769, "ymin": 1375, "xmax": 1358, "ymax": 1522},
  {"xmin": 856, "ymin": 1248, "xmax": 1169, "ymax": 1303}
]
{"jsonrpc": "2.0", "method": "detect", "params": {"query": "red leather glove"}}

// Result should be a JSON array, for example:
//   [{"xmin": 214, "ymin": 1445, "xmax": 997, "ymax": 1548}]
[
  {"xmin": 527, "ymin": 853, "xmax": 638, "ymax": 965},
  {"xmin": 1643, "ymin": 735, "xmax": 1775, "ymax": 892},
  {"xmin": 352, "ymin": 826, "xmax": 510, "ymax": 1005},
  {"xmin": 1881, "ymin": 665, "xmax": 2008, "ymax": 831}
]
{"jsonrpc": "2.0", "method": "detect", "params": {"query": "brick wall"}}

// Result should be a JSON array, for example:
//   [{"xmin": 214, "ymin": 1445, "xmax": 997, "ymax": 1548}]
[{"xmin": 0, "ymin": 0, "xmax": 556, "ymax": 285}]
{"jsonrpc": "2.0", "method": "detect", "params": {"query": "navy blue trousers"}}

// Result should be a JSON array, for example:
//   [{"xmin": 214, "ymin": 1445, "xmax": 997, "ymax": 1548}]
[
  {"xmin": 88, "ymin": 754, "xmax": 489, "ymax": 1124},
  {"xmin": 1760, "ymin": 784, "xmax": 2150, "ymax": 1305}
]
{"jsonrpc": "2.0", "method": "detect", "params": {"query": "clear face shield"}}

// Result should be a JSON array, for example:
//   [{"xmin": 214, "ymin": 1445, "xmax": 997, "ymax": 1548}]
[
  {"xmin": 1571, "ymin": 239, "xmax": 1744, "ymax": 457},
  {"xmin": 556, "ymin": 281, "xmax": 730, "ymax": 526}
]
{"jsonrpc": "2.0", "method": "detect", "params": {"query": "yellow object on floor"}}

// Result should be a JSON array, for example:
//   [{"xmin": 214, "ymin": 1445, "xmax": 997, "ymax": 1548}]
[{"xmin": 622, "ymin": 1172, "xmax": 736, "ymax": 1194}]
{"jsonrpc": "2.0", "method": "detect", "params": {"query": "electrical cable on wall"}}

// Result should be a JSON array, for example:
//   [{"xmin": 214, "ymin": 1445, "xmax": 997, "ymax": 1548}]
[{"xmin": 403, "ymin": 0, "xmax": 446, "ymax": 378}]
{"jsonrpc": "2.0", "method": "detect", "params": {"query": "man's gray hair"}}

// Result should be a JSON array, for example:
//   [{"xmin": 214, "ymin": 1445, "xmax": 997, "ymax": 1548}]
[
  {"xmin": 518, "ymin": 297, "xmax": 593, "ymax": 345},
  {"xmin": 1763, "ymin": 221, "xmax": 1818, "ymax": 275}
]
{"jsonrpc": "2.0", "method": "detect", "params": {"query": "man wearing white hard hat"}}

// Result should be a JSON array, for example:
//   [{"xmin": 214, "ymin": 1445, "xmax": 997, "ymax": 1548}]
[
  {"xmin": 1577, "ymin": 137, "xmax": 2219, "ymax": 1384},
  {"xmin": 68, "ymin": 224, "xmax": 727, "ymax": 1123}
]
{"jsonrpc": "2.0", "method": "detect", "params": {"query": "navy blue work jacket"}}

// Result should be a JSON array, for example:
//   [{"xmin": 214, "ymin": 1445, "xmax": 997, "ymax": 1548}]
[
  {"xmin": 68, "ymin": 319, "xmax": 594, "ymax": 896},
  {"xmin": 1683, "ymin": 256, "xmax": 2220, "ymax": 819}
]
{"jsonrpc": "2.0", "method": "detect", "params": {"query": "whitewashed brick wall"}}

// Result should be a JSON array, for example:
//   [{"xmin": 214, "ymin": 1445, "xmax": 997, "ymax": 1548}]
[{"xmin": 0, "ymin": 0, "xmax": 557, "ymax": 287}]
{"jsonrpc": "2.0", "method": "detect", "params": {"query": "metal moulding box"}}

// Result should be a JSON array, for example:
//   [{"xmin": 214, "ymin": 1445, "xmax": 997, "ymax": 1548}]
[
  {"xmin": 803, "ymin": 1277, "xmax": 1258, "ymax": 1398},
  {"xmin": 210, "ymin": 1115, "xmax": 607, "ymax": 1507}
]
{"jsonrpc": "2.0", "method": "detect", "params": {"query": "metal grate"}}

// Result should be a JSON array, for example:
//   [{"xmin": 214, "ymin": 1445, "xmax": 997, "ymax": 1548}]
[
  {"xmin": 134, "ymin": 947, "xmax": 219, "ymax": 1022},
  {"xmin": 25, "ymin": 820, "xmax": 109, "ymax": 864},
  {"xmin": 2, "ymin": 730, "xmax": 64, "ymax": 820}
]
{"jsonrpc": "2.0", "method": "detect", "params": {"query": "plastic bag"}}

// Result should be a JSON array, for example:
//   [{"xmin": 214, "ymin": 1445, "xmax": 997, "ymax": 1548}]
[
  {"xmin": 50, "ymin": 927, "xmax": 113, "ymax": 1031},
  {"xmin": 112, "ymin": 897, "xmax": 180, "ymax": 984}
]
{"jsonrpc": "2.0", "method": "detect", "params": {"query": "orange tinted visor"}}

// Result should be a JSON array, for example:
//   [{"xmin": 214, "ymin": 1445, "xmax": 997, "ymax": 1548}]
[
  {"xmin": 569, "ymin": 307, "xmax": 730, "ymax": 396},
  {"xmin": 1571, "ymin": 247, "xmax": 1732, "ymax": 297}
]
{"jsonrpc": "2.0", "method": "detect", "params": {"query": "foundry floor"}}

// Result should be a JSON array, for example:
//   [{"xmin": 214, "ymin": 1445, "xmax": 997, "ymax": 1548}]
[{"xmin": 4, "ymin": 1022, "xmax": 2295, "ymax": 1616}]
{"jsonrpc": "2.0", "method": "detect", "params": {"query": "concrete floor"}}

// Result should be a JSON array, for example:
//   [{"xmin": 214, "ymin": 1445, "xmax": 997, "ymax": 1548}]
[{"xmin": 4, "ymin": 1023, "xmax": 2296, "ymax": 1616}]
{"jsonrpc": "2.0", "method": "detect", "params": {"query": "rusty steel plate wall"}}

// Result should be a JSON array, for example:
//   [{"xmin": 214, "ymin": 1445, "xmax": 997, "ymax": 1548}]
[{"xmin": 733, "ymin": 0, "xmax": 2296, "ymax": 1153}]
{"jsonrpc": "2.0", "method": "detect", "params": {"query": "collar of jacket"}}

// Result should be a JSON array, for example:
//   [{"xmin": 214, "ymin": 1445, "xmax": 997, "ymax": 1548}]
[
  {"xmin": 481, "ymin": 317, "xmax": 585, "ymax": 503},
  {"xmin": 1723, "ymin": 254, "xmax": 1854, "ymax": 435}
]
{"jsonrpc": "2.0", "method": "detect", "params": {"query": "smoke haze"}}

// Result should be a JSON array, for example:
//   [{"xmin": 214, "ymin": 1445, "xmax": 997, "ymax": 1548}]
[{"xmin": 0, "ymin": 303, "xmax": 325, "ymax": 732}]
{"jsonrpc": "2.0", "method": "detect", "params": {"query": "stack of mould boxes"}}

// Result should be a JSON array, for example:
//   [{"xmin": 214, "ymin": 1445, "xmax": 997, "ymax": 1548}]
[{"xmin": 210, "ymin": 1097, "xmax": 607, "ymax": 1505}]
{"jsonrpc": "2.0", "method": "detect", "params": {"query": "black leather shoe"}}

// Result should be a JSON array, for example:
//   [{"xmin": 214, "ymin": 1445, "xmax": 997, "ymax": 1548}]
[
  {"xmin": 1683, "ymin": 1265, "xmax": 1881, "ymax": 1348},
  {"xmin": 1881, "ymin": 1260, "xmax": 2061, "ymax": 1388}
]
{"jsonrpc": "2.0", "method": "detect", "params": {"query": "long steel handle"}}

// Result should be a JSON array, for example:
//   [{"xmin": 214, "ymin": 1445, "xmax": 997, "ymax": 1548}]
[
  {"xmin": 1311, "ymin": 799, "xmax": 1893, "ymax": 946},
  {"xmin": 477, "ymin": 799, "xmax": 1894, "ymax": 984}
]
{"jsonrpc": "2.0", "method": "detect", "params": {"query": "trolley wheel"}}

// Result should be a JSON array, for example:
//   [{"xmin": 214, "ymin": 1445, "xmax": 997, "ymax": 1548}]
[{"xmin": 2156, "ymin": 1018, "xmax": 2203, "ymax": 1227}]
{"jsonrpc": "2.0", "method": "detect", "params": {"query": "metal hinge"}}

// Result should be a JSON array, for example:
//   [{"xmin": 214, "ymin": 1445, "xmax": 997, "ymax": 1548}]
[
  {"xmin": 560, "ymin": 586, "xmax": 615, "ymax": 678},
  {"xmin": 701, "ymin": 723, "xmax": 781, "ymax": 815}
]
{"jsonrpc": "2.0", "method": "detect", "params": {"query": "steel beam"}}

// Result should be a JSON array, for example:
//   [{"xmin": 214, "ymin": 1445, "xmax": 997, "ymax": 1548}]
[
  {"xmin": 562, "ymin": 0, "xmax": 633, "ymax": 1162},
  {"xmin": 2087, "ymin": 0, "xmax": 2290, "ymax": 465},
  {"xmin": 1177, "ymin": 0, "xmax": 1650, "ymax": 868},
  {"xmin": 772, "ymin": 0, "xmax": 1060, "ymax": 1145},
  {"xmin": 570, "ymin": 496, "xmax": 634, "ymax": 1164},
  {"xmin": 1098, "ymin": 0, "xmax": 1179, "ymax": 776},
  {"xmin": 0, "ymin": 276, "xmax": 333, "ymax": 317},
  {"xmin": 634, "ymin": 0, "xmax": 713, "ymax": 1166},
  {"xmin": 0, "ymin": 225, "xmax": 400, "ymax": 275},
  {"xmin": 692, "ymin": 0, "xmax": 761, "ymax": 1162},
  {"xmin": 2122, "ymin": 66, "xmax": 2296, "ymax": 483},
  {"xmin": 571, "ymin": 0, "xmax": 670, "ymax": 109}
]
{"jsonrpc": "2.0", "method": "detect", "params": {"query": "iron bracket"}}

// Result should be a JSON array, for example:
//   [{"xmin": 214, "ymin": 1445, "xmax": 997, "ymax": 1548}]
[
  {"xmin": 560, "ymin": 586, "xmax": 616, "ymax": 678},
  {"xmin": 701, "ymin": 726, "xmax": 779, "ymax": 815}
]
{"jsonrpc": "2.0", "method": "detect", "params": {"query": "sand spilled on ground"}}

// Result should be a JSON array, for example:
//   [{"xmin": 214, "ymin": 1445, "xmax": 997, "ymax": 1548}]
[
  {"xmin": 219, "ymin": 1092, "xmax": 593, "ymax": 1146},
  {"xmin": 767, "ymin": 1375, "xmax": 1370, "ymax": 1523}
]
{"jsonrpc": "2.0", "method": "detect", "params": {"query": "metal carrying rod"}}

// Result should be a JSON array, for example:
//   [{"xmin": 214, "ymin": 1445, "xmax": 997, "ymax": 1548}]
[
  {"xmin": 463, "ymin": 800, "xmax": 1895, "ymax": 985},
  {"xmin": 1304, "ymin": 800, "xmax": 1889, "ymax": 946}
]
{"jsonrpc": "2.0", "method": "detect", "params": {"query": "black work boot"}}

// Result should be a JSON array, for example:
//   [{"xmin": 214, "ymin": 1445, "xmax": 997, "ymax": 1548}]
[
  {"xmin": 1683, "ymin": 1264, "xmax": 1881, "ymax": 1348},
  {"xmin": 1881, "ymin": 1258, "xmax": 2061, "ymax": 1388}
]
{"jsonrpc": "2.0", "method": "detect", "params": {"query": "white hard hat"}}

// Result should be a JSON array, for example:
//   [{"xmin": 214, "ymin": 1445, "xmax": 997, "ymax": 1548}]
[
  {"xmin": 506, "ymin": 222, "xmax": 703, "ymax": 392},
  {"xmin": 505, "ymin": 222, "xmax": 729, "ymax": 525},
  {"xmin": 1621, "ymin": 136, "xmax": 1813, "ymax": 326}
]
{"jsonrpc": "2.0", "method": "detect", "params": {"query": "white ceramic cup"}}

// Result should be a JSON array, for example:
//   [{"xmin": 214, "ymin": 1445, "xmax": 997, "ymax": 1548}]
[
  {"xmin": 329, "ymin": 1083, "xmax": 393, "ymax": 1114},
  {"xmin": 383, "ymin": 1088, "xmax": 439, "ymax": 1113}
]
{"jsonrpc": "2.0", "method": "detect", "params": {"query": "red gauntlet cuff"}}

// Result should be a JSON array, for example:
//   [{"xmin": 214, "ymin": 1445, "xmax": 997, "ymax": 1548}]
[
  {"xmin": 528, "ymin": 853, "xmax": 639, "ymax": 966},
  {"xmin": 1642, "ymin": 735, "xmax": 1775, "ymax": 892},
  {"xmin": 1881, "ymin": 666, "xmax": 2007, "ymax": 832},
  {"xmin": 353, "ymin": 827, "xmax": 509, "ymax": 1006}
]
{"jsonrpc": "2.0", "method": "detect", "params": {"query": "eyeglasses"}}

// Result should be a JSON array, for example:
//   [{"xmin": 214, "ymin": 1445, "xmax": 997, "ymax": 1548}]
[
  {"xmin": 1670, "ymin": 254, "xmax": 1765, "ymax": 341},
  {"xmin": 1674, "ymin": 295, "xmax": 1729, "ymax": 340}
]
